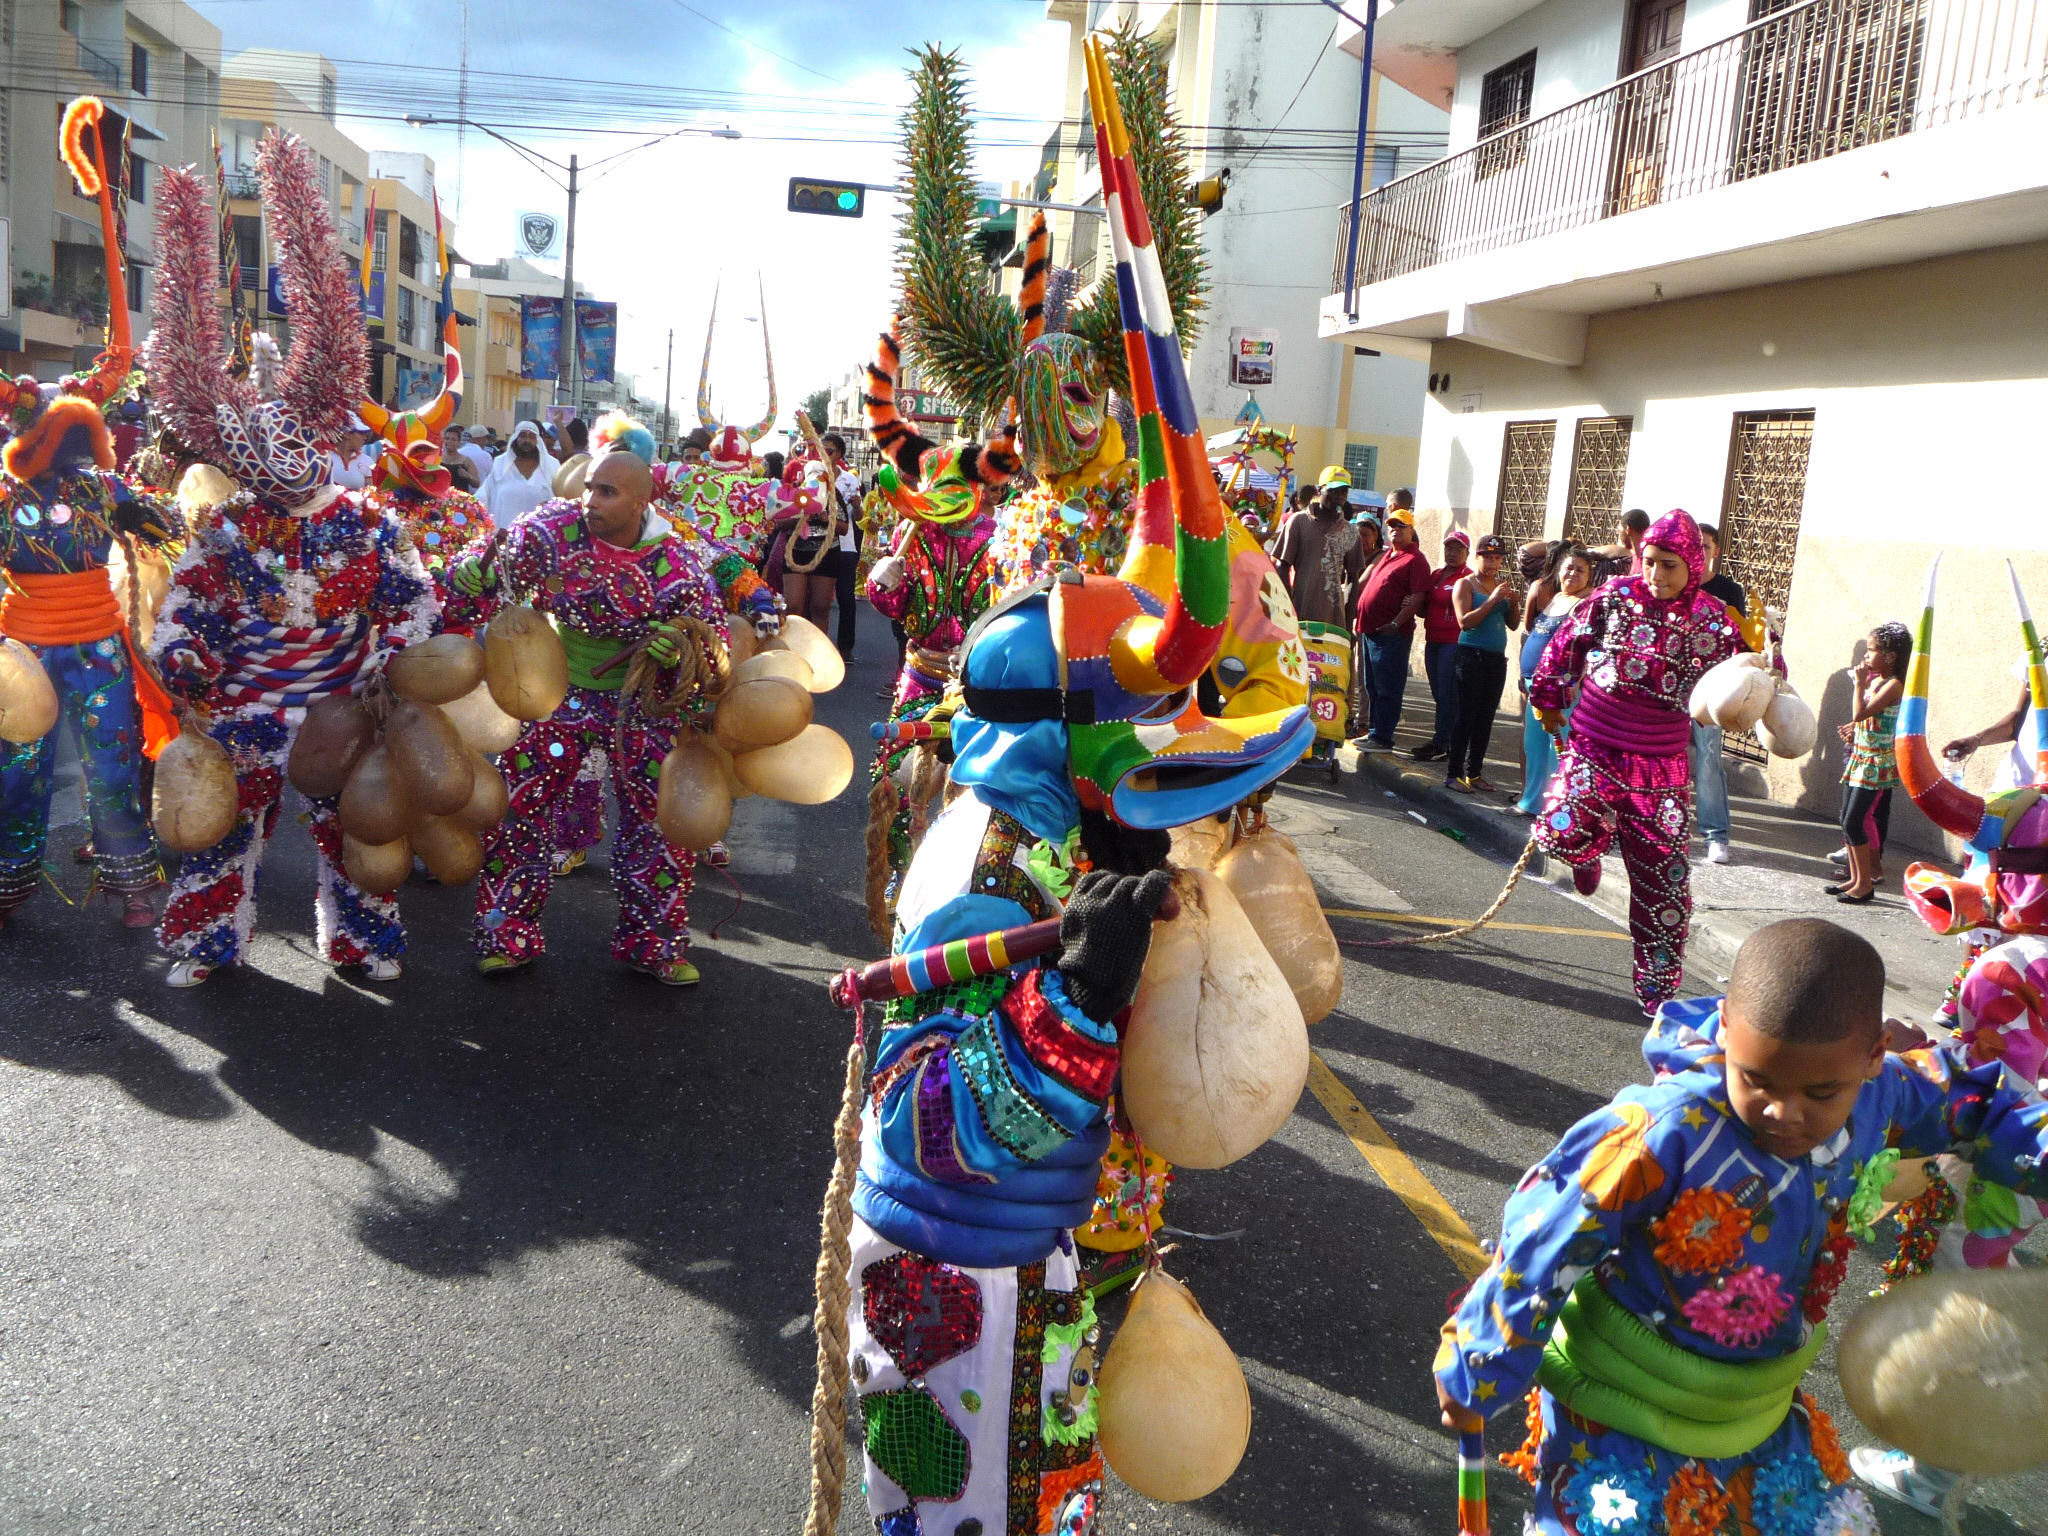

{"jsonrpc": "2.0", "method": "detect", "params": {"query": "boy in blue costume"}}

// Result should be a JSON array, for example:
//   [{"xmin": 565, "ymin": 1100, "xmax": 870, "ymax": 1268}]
[{"xmin": 1437, "ymin": 917, "xmax": 2048, "ymax": 1536}]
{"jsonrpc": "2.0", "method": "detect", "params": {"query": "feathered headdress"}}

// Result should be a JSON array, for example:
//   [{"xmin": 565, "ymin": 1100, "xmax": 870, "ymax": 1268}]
[
  {"xmin": 591, "ymin": 412, "xmax": 657, "ymax": 465},
  {"xmin": 1, "ymin": 97, "xmax": 133, "ymax": 481},
  {"xmin": 147, "ymin": 130, "xmax": 368, "ymax": 505}
]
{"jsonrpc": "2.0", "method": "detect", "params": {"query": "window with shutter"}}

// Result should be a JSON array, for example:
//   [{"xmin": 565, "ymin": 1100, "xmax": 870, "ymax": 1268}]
[
  {"xmin": 1562, "ymin": 417, "xmax": 1634, "ymax": 547},
  {"xmin": 1477, "ymin": 52, "xmax": 1537, "ymax": 179}
]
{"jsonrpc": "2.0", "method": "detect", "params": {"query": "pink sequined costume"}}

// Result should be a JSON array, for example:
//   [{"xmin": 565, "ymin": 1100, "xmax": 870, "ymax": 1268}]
[
  {"xmin": 1528, "ymin": 508, "xmax": 1742, "ymax": 1011},
  {"xmin": 444, "ymin": 498, "xmax": 774, "ymax": 972}
]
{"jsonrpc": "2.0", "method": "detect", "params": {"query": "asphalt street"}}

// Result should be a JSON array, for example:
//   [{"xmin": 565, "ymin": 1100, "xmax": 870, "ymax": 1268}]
[{"xmin": 2, "ymin": 623, "xmax": 2043, "ymax": 1536}]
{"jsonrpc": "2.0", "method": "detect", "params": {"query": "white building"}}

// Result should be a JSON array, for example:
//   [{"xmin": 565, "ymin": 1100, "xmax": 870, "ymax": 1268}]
[
  {"xmin": 1321, "ymin": 0, "xmax": 2048, "ymax": 834},
  {"xmin": 1044, "ymin": 0, "xmax": 1449, "ymax": 491}
]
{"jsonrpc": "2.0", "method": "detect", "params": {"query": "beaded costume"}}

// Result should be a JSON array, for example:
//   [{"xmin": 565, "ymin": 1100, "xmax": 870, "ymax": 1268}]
[
  {"xmin": 0, "ymin": 101, "xmax": 181, "ymax": 918},
  {"xmin": 1529, "ymin": 510, "xmax": 1743, "ymax": 1012},
  {"xmin": 145, "ymin": 131, "xmax": 441, "ymax": 980},
  {"xmin": 1440, "ymin": 996, "xmax": 2048, "ymax": 1536}
]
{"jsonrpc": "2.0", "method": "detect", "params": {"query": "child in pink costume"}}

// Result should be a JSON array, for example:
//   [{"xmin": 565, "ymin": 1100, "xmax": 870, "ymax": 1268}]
[{"xmin": 1529, "ymin": 508, "xmax": 1744, "ymax": 1012}]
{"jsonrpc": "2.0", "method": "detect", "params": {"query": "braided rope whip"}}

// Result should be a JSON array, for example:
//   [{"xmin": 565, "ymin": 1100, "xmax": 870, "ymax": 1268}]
[
  {"xmin": 804, "ymin": 1007, "xmax": 867, "ymax": 1536},
  {"xmin": 1358, "ymin": 833, "xmax": 1540, "ymax": 949}
]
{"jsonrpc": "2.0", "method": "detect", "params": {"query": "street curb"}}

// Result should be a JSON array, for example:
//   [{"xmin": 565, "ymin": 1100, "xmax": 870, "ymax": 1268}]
[{"xmin": 1334, "ymin": 742, "xmax": 1749, "ymax": 983}]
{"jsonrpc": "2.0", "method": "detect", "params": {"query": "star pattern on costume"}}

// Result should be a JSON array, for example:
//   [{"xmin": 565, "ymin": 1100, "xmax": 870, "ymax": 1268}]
[
  {"xmin": 1474, "ymin": 1380, "xmax": 1498, "ymax": 1402},
  {"xmin": 1570, "ymin": 1441, "xmax": 1593, "ymax": 1464},
  {"xmin": 1681, "ymin": 1106, "xmax": 1709, "ymax": 1130}
]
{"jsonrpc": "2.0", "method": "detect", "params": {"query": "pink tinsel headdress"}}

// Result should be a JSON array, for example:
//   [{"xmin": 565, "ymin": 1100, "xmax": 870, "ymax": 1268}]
[
  {"xmin": 1644, "ymin": 507, "xmax": 1706, "ymax": 590},
  {"xmin": 146, "ymin": 130, "xmax": 367, "ymax": 505}
]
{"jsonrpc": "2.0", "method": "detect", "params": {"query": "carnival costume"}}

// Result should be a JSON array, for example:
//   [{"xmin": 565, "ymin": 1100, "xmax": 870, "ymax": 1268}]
[
  {"xmin": 846, "ymin": 42, "xmax": 1313, "ymax": 1534},
  {"xmin": 1529, "ymin": 509, "xmax": 1743, "ymax": 1012},
  {"xmin": 357, "ymin": 271, "xmax": 492, "ymax": 616},
  {"xmin": 1440, "ymin": 996, "xmax": 2048, "ymax": 1536},
  {"xmin": 0, "ymin": 97, "xmax": 181, "ymax": 926},
  {"xmin": 667, "ymin": 279, "xmax": 777, "ymax": 547},
  {"xmin": 445, "ymin": 416, "xmax": 780, "ymax": 986},
  {"xmin": 144, "ymin": 133, "xmax": 440, "ymax": 986}
]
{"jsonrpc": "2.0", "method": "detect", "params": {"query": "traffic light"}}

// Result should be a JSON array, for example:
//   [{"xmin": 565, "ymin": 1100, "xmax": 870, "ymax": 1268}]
[
  {"xmin": 1187, "ymin": 167, "xmax": 1231, "ymax": 215},
  {"xmin": 788, "ymin": 178, "xmax": 865, "ymax": 218}
]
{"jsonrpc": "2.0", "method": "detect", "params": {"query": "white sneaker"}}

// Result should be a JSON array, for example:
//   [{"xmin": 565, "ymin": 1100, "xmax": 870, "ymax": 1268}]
[
  {"xmin": 1706, "ymin": 839, "xmax": 1732, "ymax": 865},
  {"xmin": 1850, "ymin": 1446, "xmax": 1956, "ymax": 1519},
  {"xmin": 360, "ymin": 956, "xmax": 402, "ymax": 983},
  {"xmin": 1828, "ymin": 846, "xmax": 1850, "ymax": 865},
  {"xmin": 166, "ymin": 959, "xmax": 212, "ymax": 989}
]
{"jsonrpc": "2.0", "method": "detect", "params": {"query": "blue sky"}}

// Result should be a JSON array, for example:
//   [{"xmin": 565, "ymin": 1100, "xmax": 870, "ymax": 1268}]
[{"xmin": 191, "ymin": 0, "xmax": 1072, "ymax": 428}]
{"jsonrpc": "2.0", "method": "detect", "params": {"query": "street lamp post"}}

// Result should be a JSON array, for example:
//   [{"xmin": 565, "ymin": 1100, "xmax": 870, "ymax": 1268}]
[{"xmin": 403, "ymin": 115, "xmax": 739, "ymax": 416}]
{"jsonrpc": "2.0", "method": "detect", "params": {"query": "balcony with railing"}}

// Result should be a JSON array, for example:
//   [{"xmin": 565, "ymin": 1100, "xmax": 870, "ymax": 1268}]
[
  {"xmin": 1322, "ymin": 0, "xmax": 2048, "ymax": 358},
  {"xmin": 73, "ymin": 39, "xmax": 123, "ymax": 91}
]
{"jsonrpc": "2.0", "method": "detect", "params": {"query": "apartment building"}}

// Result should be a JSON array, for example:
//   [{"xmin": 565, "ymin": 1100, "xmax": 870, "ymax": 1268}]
[
  {"xmin": 1041, "ymin": 0, "xmax": 1449, "ymax": 491},
  {"xmin": 1, "ymin": 0, "xmax": 221, "ymax": 377},
  {"xmin": 1320, "ymin": 0, "xmax": 2048, "ymax": 836},
  {"xmin": 455, "ymin": 257, "xmax": 590, "ymax": 436},
  {"xmin": 365, "ymin": 151, "xmax": 459, "ymax": 408}
]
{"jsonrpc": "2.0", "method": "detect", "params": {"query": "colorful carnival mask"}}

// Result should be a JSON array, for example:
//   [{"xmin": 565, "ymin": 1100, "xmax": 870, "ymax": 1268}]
[
  {"xmin": 1017, "ymin": 330, "xmax": 1107, "ymax": 480},
  {"xmin": 948, "ymin": 39, "xmax": 1310, "ymax": 832},
  {"xmin": 148, "ymin": 129, "xmax": 368, "ymax": 509},
  {"xmin": 1, "ymin": 98, "xmax": 133, "ymax": 485},
  {"xmin": 867, "ymin": 319, "xmax": 1018, "ymax": 528},
  {"xmin": 360, "ymin": 293, "xmax": 462, "ymax": 499},
  {"xmin": 1897, "ymin": 558, "xmax": 2048, "ymax": 937}
]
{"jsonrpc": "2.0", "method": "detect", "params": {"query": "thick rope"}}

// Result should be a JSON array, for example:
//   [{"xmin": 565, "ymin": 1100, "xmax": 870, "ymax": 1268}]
[
  {"xmin": 804, "ymin": 1008, "xmax": 868, "ymax": 1536},
  {"xmin": 863, "ymin": 770, "xmax": 900, "ymax": 943},
  {"xmin": 1356, "ymin": 833, "xmax": 1540, "ymax": 949}
]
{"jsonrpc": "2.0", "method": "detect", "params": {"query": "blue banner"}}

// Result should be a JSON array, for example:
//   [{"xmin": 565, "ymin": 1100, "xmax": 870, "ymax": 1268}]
[
  {"xmin": 393, "ymin": 362, "xmax": 437, "ymax": 409},
  {"xmin": 520, "ymin": 295, "xmax": 562, "ymax": 381},
  {"xmin": 575, "ymin": 300, "xmax": 617, "ymax": 385}
]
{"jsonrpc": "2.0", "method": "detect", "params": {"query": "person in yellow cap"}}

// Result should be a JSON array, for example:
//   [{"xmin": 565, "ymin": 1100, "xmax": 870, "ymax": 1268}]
[{"xmin": 1270, "ymin": 464, "xmax": 1366, "ymax": 628}]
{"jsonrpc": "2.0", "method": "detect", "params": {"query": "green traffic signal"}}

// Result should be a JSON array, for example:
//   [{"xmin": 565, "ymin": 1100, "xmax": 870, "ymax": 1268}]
[
  {"xmin": 787, "ymin": 178, "xmax": 865, "ymax": 218},
  {"xmin": 836, "ymin": 190, "xmax": 858, "ymax": 212}
]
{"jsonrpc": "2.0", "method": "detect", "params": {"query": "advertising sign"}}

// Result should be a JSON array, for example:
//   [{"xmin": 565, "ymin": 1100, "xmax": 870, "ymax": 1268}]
[
  {"xmin": 1228, "ymin": 327, "xmax": 1277, "ymax": 388},
  {"xmin": 520, "ymin": 295, "xmax": 562, "ymax": 381},
  {"xmin": 574, "ymin": 300, "xmax": 617, "ymax": 385}
]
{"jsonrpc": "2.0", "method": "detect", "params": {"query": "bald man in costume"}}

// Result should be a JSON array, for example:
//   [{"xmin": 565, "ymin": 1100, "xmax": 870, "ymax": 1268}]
[{"xmin": 446, "ymin": 414, "xmax": 776, "ymax": 987}]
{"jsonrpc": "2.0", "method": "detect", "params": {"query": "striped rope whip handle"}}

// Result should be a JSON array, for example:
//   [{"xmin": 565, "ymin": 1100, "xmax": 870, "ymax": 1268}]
[{"xmin": 1457, "ymin": 1427, "xmax": 1489, "ymax": 1536}]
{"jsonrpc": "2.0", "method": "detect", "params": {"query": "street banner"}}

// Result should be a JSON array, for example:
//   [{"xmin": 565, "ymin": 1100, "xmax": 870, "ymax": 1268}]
[
  {"xmin": 515, "ymin": 210, "xmax": 563, "ymax": 261},
  {"xmin": 1229, "ymin": 327, "xmax": 1277, "ymax": 388},
  {"xmin": 394, "ymin": 361, "xmax": 436, "ymax": 409},
  {"xmin": 575, "ymin": 300, "xmax": 617, "ymax": 385},
  {"xmin": 520, "ymin": 295, "xmax": 561, "ymax": 380}
]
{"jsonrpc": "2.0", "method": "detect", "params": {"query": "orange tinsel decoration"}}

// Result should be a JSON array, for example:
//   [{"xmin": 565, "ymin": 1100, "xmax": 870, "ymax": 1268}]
[
  {"xmin": 59, "ymin": 96, "xmax": 107, "ymax": 195},
  {"xmin": 1802, "ymin": 1392, "xmax": 1852, "ymax": 1485},
  {"xmin": 1651, "ymin": 1187, "xmax": 1754, "ymax": 1275},
  {"xmin": 1663, "ymin": 1462, "xmax": 1731, "ymax": 1536}
]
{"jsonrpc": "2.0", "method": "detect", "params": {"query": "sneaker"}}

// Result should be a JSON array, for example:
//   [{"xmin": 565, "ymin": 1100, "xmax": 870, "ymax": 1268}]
[
  {"xmin": 1359, "ymin": 738, "xmax": 1395, "ymax": 754},
  {"xmin": 1410, "ymin": 743, "xmax": 1448, "ymax": 762},
  {"xmin": 1850, "ymin": 1447, "xmax": 1957, "ymax": 1519},
  {"xmin": 1572, "ymin": 863, "xmax": 1602, "ymax": 897},
  {"xmin": 553, "ymin": 848, "xmax": 587, "ymax": 877},
  {"xmin": 477, "ymin": 954, "xmax": 529, "ymax": 979},
  {"xmin": 359, "ymin": 956, "xmax": 402, "ymax": 983},
  {"xmin": 167, "ymin": 960, "xmax": 213, "ymax": 989},
  {"xmin": 635, "ymin": 959, "xmax": 700, "ymax": 988},
  {"xmin": 1828, "ymin": 846, "xmax": 1850, "ymax": 866},
  {"xmin": 1706, "ymin": 839, "xmax": 1732, "ymax": 865}
]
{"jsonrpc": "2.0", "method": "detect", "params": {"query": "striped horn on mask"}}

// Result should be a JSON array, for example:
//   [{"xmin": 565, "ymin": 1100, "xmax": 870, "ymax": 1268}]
[
  {"xmin": 1085, "ymin": 33, "xmax": 1227, "ymax": 693},
  {"xmin": 1898, "ymin": 556, "xmax": 2000, "ymax": 850}
]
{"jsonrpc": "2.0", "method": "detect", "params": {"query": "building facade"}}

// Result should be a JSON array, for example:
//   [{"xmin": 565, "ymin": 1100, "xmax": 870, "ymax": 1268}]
[
  {"xmin": 1, "ymin": 0, "xmax": 221, "ymax": 378},
  {"xmin": 454, "ymin": 257, "xmax": 589, "ymax": 435},
  {"xmin": 1042, "ymin": 0, "xmax": 1448, "ymax": 491},
  {"xmin": 1319, "ymin": 0, "xmax": 2048, "ymax": 838}
]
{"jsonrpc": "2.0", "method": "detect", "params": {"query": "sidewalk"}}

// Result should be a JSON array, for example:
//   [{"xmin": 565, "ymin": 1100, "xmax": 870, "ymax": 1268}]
[{"xmin": 1322, "ymin": 670, "xmax": 1965, "ymax": 1020}]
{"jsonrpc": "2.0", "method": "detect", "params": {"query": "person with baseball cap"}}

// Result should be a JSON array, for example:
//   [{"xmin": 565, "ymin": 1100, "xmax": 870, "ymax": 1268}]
[
  {"xmin": 1352, "ymin": 502, "xmax": 1434, "ymax": 748},
  {"xmin": 1270, "ymin": 465, "xmax": 1368, "ymax": 628},
  {"xmin": 1444, "ymin": 532, "xmax": 1521, "ymax": 792}
]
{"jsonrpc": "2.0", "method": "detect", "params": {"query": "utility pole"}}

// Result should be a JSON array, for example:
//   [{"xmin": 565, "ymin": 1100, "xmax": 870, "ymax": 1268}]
[
  {"xmin": 559, "ymin": 153, "xmax": 579, "ymax": 412},
  {"xmin": 661, "ymin": 326, "xmax": 674, "ymax": 449}
]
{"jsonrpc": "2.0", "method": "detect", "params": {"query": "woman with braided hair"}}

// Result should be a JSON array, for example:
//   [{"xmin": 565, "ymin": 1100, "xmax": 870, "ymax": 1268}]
[{"xmin": 444, "ymin": 414, "xmax": 780, "ymax": 988}]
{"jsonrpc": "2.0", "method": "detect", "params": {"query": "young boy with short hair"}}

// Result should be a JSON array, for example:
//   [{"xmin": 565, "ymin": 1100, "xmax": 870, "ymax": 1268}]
[{"xmin": 1436, "ymin": 917, "xmax": 2048, "ymax": 1533}]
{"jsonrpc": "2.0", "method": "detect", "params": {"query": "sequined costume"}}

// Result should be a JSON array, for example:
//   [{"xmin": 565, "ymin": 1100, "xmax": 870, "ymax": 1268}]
[
  {"xmin": 1440, "ymin": 995, "xmax": 2048, "ymax": 1536},
  {"xmin": 0, "ymin": 437, "xmax": 183, "ymax": 912},
  {"xmin": 847, "ymin": 44, "xmax": 1313, "ymax": 1533},
  {"xmin": 1529, "ymin": 510, "xmax": 1742, "ymax": 1012},
  {"xmin": 443, "ymin": 496, "xmax": 774, "ymax": 972},
  {"xmin": 151, "ymin": 490, "xmax": 438, "ymax": 967}
]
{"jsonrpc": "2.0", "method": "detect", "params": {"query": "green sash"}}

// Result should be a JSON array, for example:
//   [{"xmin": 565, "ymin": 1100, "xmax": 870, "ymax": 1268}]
[
  {"xmin": 557, "ymin": 625, "xmax": 622, "ymax": 692},
  {"xmin": 1535, "ymin": 1280, "xmax": 1825, "ymax": 1460}
]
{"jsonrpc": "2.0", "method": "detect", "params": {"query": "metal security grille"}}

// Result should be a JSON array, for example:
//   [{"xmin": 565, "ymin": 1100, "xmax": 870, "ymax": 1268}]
[
  {"xmin": 1562, "ymin": 417, "xmax": 1634, "ymax": 547},
  {"xmin": 1718, "ymin": 408, "xmax": 1815, "ymax": 760},
  {"xmin": 1493, "ymin": 421, "xmax": 1557, "ymax": 549},
  {"xmin": 1343, "ymin": 442, "xmax": 1379, "ymax": 490},
  {"xmin": 1477, "ymin": 52, "xmax": 1537, "ymax": 179}
]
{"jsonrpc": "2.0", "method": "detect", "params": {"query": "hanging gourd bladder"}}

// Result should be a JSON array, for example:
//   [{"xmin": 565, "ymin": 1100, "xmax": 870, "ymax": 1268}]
[
  {"xmin": 452, "ymin": 752, "xmax": 508, "ymax": 832},
  {"xmin": 152, "ymin": 726, "xmax": 238, "ymax": 852},
  {"xmin": 1120, "ymin": 868, "xmax": 1309, "ymax": 1168},
  {"xmin": 1214, "ymin": 827, "xmax": 1344, "ymax": 1025},
  {"xmin": 286, "ymin": 694, "xmax": 378, "ymax": 799},
  {"xmin": 386, "ymin": 633, "xmax": 487, "ymax": 706},
  {"xmin": 0, "ymin": 639, "xmax": 58, "ymax": 743},
  {"xmin": 439, "ymin": 678, "xmax": 524, "ymax": 755},
  {"xmin": 1756, "ymin": 673, "xmax": 1818, "ymax": 759},
  {"xmin": 342, "ymin": 833, "xmax": 412, "ymax": 896},
  {"xmin": 712, "ymin": 673, "xmax": 813, "ymax": 751},
  {"xmin": 383, "ymin": 697, "xmax": 475, "ymax": 816},
  {"xmin": 731, "ymin": 723, "xmax": 854, "ymax": 804},
  {"xmin": 409, "ymin": 812, "xmax": 485, "ymax": 886},
  {"xmin": 483, "ymin": 604, "xmax": 569, "ymax": 721},
  {"xmin": 338, "ymin": 743, "xmax": 414, "ymax": 846},
  {"xmin": 1096, "ymin": 1268, "xmax": 1251, "ymax": 1502},
  {"xmin": 657, "ymin": 729, "xmax": 734, "ymax": 850},
  {"xmin": 1688, "ymin": 652, "xmax": 1774, "ymax": 731},
  {"xmin": 772, "ymin": 613, "xmax": 845, "ymax": 694}
]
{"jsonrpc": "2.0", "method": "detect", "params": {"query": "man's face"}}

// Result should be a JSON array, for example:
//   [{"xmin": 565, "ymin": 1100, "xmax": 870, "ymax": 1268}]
[
  {"xmin": 1721, "ymin": 1004, "xmax": 1883, "ymax": 1161},
  {"xmin": 823, "ymin": 442, "xmax": 844, "ymax": 467},
  {"xmin": 513, "ymin": 432, "xmax": 539, "ymax": 460},
  {"xmin": 1318, "ymin": 485, "xmax": 1349, "ymax": 515},
  {"xmin": 1388, "ymin": 520, "xmax": 1416, "ymax": 551},
  {"xmin": 1618, "ymin": 519, "xmax": 1641, "ymax": 550},
  {"xmin": 1642, "ymin": 544, "xmax": 1690, "ymax": 600},
  {"xmin": 583, "ymin": 454, "xmax": 652, "ymax": 546},
  {"xmin": 681, "ymin": 447, "xmax": 703, "ymax": 465},
  {"xmin": 1701, "ymin": 531, "xmax": 1721, "ymax": 570}
]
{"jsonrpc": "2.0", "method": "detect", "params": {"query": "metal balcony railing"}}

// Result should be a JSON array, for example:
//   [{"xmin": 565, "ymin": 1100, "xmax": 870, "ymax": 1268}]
[
  {"xmin": 222, "ymin": 170, "xmax": 260, "ymax": 201},
  {"xmin": 1332, "ymin": 0, "xmax": 2048, "ymax": 298},
  {"xmin": 74, "ymin": 39, "xmax": 122, "ymax": 91}
]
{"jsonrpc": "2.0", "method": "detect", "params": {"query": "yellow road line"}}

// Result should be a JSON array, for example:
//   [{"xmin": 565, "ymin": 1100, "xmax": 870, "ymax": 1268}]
[
  {"xmin": 1306, "ymin": 1052, "xmax": 1490, "ymax": 1279},
  {"xmin": 1322, "ymin": 906, "xmax": 1630, "ymax": 942}
]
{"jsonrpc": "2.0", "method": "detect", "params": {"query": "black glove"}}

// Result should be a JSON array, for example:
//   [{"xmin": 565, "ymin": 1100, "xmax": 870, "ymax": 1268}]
[
  {"xmin": 112, "ymin": 493, "xmax": 154, "ymax": 535},
  {"xmin": 1076, "ymin": 805, "xmax": 1171, "ymax": 877},
  {"xmin": 1056, "ymin": 866, "xmax": 1176, "ymax": 1022}
]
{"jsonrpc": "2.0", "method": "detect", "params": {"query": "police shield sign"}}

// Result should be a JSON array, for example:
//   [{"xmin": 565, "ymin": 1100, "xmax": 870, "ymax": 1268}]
[{"xmin": 516, "ymin": 211, "xmax": 563, "ymax": 261}]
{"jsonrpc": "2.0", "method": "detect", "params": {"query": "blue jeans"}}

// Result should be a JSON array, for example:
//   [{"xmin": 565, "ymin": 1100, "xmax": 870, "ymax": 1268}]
[
  {"xmin": 1690, "ymin": 721, "xmax": 1731, "ymax": 842},
  {"xmin": 1363, "ymin": 633, "xmax": 1412, "ymax": 745},
  {"xmin": 1422, "ymin": 640, "xmax": 1459, "ymax": 749}
]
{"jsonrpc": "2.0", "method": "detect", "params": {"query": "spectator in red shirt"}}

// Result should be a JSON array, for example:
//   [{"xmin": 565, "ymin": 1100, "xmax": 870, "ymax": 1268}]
[
  {"xmin": 1352, "ymin": 507, "xmax": 1435, "ymax": 750},
  {"xmin": 1411, "ymin": 528, "xmax": 1470, "ymax": 762}
]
